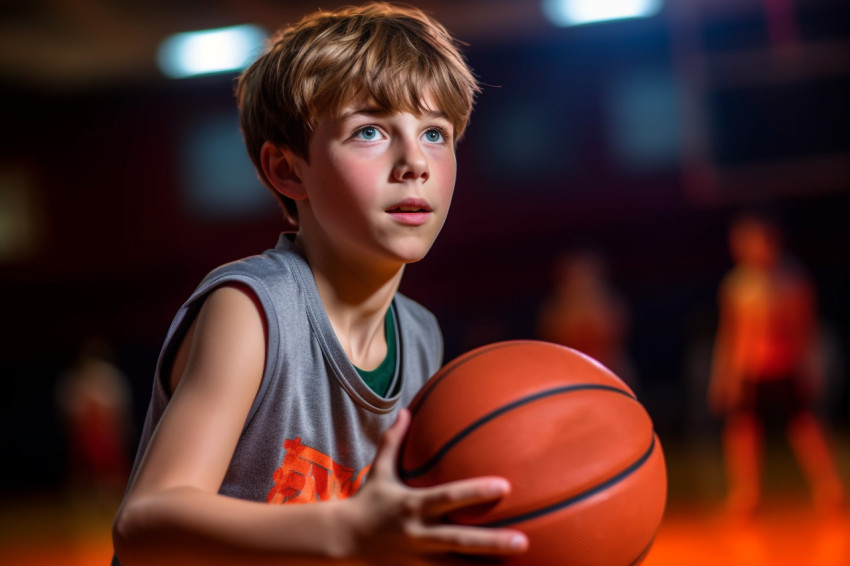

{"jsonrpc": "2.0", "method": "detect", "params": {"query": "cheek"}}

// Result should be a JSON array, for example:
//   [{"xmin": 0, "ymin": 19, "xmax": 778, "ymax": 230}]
[
  {"xmin": 433, "ymin": 155, "xmax": 457, "ymax": 198},
  {"xmin": 317, "ymin": 156, "xmax": 379, "ymax": 206},
  {"xmin": 347, "ymin": 162, "xmax": 386, "ymax": 195}
]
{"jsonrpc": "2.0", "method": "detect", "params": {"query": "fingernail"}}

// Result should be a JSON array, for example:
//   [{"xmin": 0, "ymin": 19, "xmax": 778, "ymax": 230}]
[
  {"xmin": 487, "ymin": 479, "xmax": 509, "ymax": 496},
  {"xmin": 509, "ymin": 534, "xmax": 527, "ymax": 551}
]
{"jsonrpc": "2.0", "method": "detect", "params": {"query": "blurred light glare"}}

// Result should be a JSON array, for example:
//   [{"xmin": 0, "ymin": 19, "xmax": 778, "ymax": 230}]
[
  {"xmin": 157, "ymin": 24, "xmax": 266, "ymax": 79},
  {"xmin": 542, "ymin": 0, "xmax": 663, "ymax": 27}
]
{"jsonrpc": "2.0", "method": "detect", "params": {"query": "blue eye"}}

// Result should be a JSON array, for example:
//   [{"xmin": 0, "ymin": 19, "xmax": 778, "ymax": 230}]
[
  {"xmin": 356, "ymin": 126, "xmax": 379, "ymax": 140},
  {"xmin": 424, "ymin": 128, "xmax": 445, "ymax": 143}
]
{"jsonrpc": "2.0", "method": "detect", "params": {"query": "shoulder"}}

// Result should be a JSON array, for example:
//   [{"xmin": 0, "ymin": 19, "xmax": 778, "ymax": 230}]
[
  {"xmin": 165, "ymin": 281, "xmax": 268, "ymax": 398},
  {"xmin": 193, "ymin": 238, "xmax": 311, "ymax": 314},
  {"xmin": 720, "ymin": 266, "xmax": 758, "ymax": 295},
  {"xmin": 202, "ymin": 240, "xmax": 301, "ymax": 289}
]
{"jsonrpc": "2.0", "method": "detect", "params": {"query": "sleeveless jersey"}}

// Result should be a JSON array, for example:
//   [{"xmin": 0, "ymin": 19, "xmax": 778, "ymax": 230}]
[{"xmin": 126, "ymin": 233, "xmax": 443, "ymax": 504}]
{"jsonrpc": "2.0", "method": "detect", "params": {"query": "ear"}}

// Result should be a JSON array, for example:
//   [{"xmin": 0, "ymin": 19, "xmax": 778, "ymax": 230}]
[{"xmin": 260, "ymin": 141, "xmax": 307, "ymax": 201}]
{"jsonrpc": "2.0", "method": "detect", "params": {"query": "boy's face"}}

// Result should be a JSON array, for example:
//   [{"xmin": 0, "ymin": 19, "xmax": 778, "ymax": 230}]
[{"xmin": 293, "ymin": 92, "xmax": 457, "ymax": 270}]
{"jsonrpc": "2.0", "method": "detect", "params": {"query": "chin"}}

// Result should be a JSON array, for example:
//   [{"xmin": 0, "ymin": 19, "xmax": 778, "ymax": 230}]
[
  {"xmin": 385, "ymin": 235, "xmax": 439, "ymax": 263},
  {"xmin": 401, "ymin": 255, "xmax": 427, "ymax": 265},
  {"xmin": 391, "ymin": 245, "xmax": 433, "ymax": 265}
]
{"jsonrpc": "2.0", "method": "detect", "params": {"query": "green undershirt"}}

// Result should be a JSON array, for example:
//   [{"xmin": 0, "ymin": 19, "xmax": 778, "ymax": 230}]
[{"xmin": 354, "ymin": 306, "xmax": 396, "ymax": 397}]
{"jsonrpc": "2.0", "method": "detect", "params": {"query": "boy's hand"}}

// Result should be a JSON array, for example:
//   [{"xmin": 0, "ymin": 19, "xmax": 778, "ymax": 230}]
[{"xmin": 339, "ymin": 409, "xmax": 528, "ymax": 565}]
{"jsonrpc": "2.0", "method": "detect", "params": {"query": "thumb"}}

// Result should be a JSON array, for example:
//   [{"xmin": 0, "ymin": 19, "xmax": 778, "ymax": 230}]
[{"xmin": 372, "ymin": 408, "xmax": 411, "ymax": 478}]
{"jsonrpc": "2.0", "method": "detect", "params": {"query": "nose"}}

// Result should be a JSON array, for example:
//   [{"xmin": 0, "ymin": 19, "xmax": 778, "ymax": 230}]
[{"xmin": 391, "ymin": 138, "xmax": 429, "ymax": 182}]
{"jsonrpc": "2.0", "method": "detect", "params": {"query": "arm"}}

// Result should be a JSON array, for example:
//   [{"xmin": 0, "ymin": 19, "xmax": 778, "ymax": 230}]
[
  {"xmin": 113, "ymin": 283, "xmax": 333, "ymax": 564},
  {"xmin": 708, "ymin": 280, "xmax": 742, "ymax": 414},
  {"xmin": 113, "ymin": 284, "xmax": 527, "ymax": 565}
]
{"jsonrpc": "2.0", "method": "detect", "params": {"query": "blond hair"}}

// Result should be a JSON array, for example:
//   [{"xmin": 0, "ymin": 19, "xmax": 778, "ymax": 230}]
[{"xmin": 235, "ymin": 2, "xmax": 480, "ymax": 221}]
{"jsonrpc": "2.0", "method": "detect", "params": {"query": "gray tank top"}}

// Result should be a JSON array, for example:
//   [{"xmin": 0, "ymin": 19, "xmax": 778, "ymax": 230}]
[{"xmin": 127, "ymin": 233, "xmax": 443, "ymax": 504}]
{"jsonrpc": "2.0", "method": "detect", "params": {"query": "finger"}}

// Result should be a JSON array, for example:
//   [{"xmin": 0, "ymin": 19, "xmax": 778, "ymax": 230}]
[
  {"xmin": 372, "ymin": 408, "xmax": 411, "ymax": 478},
  {"xmin": 418, "ymin": 476, "xmax": 511, "ymax": 518},
  {"xmin": 418, "ymin": 523, "xmax": 528, "ymax": 556}
]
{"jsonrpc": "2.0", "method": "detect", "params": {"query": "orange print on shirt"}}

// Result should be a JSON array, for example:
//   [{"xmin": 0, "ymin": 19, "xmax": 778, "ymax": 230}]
[{"xmin": 266, "ymin": 437, "xmax": 370, "ymax": 504}]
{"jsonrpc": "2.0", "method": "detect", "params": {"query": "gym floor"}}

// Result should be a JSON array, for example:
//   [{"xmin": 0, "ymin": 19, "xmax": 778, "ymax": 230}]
[{"xmin": 1, "ymin": 434, "xmax": 847, "ymax": 565}]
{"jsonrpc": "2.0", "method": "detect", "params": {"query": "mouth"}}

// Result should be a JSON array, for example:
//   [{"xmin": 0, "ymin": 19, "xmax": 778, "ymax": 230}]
[
  {"xmin": 386, "ymin": 199, "xmax": 433, "ymax": 226},
  {"xmin": 387, "ymin": 205, "xmax": 430, "ymax": 213},
  {"xmin": 386, "ymin": 199, "xmax": 432, "ymax": 214}
]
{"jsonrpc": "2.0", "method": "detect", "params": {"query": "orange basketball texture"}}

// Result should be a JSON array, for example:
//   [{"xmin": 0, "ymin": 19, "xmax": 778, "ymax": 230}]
[{"xmin": 398, "ymin": 340, "xmax": 667, "ymax": 566}]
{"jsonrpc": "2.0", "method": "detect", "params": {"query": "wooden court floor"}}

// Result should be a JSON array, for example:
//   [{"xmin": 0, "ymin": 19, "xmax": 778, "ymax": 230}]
[
  {"xmin": 1, "ymin": 435, "xmax": 847, "ymax": 565},
  {"xmin": 1, "ymin": 497, "xmax": 846, "ymax": 565}
]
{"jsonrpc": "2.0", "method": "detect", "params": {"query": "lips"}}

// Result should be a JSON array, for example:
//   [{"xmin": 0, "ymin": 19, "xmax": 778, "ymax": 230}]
[
  {"xmin": 386, "ymin": 198, "xmax": 432, "ymax": 226},
  {"xmin": 386, "ymin": 198, "xmax": 432, "ymax": 214}
]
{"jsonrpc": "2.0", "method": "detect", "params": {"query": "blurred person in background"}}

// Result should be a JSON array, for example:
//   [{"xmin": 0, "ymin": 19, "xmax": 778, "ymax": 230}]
[
  {"xmin": 537, "ymin": 250, "xmax": 638, "ymax": 391},
  {"xmin": 709, "ymin": 213, "xmax": 844, "ymax": 518},
  {"xmin": 56, "ymin": 336, "xmax": 132, "ymax": 506}
]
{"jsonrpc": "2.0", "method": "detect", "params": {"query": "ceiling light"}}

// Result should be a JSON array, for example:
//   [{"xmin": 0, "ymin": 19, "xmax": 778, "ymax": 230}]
[
  {"xmin": 542, "ymin": 0, "xmax": 663, "ymax": 27},
  {"xmin": 157, "ymin": 24, "xmax": 266, "ymax": 79}
]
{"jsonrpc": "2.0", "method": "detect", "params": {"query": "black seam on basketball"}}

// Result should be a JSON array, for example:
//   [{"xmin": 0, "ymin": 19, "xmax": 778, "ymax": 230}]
[
  {"xmin": 400, "ymin": 383, "xmax": 639, "ymax": 480},
  {"xmin": 480, "ymin": 435, "xmax": 658, "ymax": 528},
  {"xmin": 407, "ymin": 341, "xmax": 534, "ymax": 415},
  {"xmin": 628, "ymin": 532, "xmax": 657, "ymax": 566}
]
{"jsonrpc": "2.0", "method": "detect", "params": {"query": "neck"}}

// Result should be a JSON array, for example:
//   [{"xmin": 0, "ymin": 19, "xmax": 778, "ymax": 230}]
[{"xmin": 295, "ymin": 234, "xmax": 404, "ymax": 368}]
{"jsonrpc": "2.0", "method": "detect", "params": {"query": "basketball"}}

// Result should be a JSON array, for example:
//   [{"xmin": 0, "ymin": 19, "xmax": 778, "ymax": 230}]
[{"xmin": 398, "ymin": 340, "xmax": 667, "ymax": 566}]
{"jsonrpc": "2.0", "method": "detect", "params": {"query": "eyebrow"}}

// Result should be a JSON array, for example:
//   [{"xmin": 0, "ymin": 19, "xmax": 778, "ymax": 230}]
[{"xmin": 340, "ymin": 106, "xmax": 450, "ymax": 121}]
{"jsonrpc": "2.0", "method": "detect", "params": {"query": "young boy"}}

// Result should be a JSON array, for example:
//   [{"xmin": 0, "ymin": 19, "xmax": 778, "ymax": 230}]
[{"xmin": 111, "ymin": 3, "xmax": 529, "ymax": 565}]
